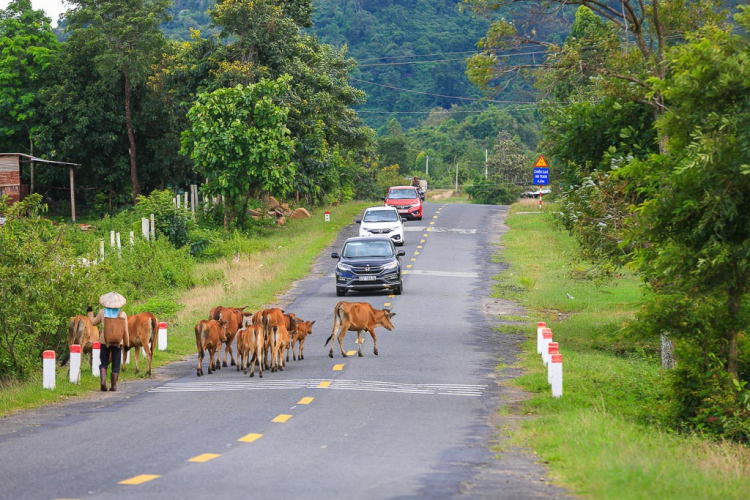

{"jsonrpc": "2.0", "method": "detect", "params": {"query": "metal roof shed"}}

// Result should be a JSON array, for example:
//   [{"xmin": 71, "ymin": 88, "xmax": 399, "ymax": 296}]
[{"xmin": 0, "ymin": 153, "xmax": 82, "ymax": 222}]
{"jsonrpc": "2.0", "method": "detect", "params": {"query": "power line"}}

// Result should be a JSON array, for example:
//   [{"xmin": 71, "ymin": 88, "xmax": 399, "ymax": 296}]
[
  {"xmin": 350, "ymin": 78, "xmax": 539, "ymax": 104},
  {"xmin": 356, "ymin": 50, "xmax": 548, "ymax": 68}
]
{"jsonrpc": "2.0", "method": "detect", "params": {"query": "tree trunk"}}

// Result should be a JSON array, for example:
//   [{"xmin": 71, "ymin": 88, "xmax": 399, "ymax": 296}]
[
  {"xmin": 239, "ymin": 188, "xmax": 252, "ymax": 227},
  {"xmin": 123, "ymin": 68, "xmax": 140, "ymax": 203},
  {"xmin": 727, "ymin": 284, "xmax": 742, "ymax": 379}
]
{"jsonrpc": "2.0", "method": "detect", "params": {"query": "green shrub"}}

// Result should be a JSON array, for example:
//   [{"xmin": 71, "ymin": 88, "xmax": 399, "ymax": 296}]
[
  {"xmin": 0, "ymin": 195, "xmax": 106, "ymax": 379},
  {"xmin": 135, "ymin": 190, "xmax": 196, "ymax": 248},
  {"xmin": 466, "ymin": 178, "xmax": 521, "ymax": 205}
]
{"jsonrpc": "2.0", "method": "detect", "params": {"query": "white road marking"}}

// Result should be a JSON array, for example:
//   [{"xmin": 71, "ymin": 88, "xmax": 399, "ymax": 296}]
[
  {"xmin": 149, "ymin": 379, "xmax": 487, "ymax": 397},
  {"xmin": 404, "ymin": 227, "xmax": 477, "ymax": 234},
  {"xmin": 403, "ymin": 269, "xmax": 479, "ymax": 278}
]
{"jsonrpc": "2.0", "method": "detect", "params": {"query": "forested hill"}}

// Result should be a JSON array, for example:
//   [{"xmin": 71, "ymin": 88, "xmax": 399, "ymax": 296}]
[
  {"xmin": 311, "ymin": 0, "xmax": 491, "ymax": 131},
  {"xmin": 161, "ymin": 0, "xmax": 493, "ymax": 132}
]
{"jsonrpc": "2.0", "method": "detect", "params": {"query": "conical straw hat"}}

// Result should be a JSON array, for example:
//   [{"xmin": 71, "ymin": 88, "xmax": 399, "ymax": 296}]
[{"xmin": 99, "ymin": 291, "xmax": 126, "ymax": 309}]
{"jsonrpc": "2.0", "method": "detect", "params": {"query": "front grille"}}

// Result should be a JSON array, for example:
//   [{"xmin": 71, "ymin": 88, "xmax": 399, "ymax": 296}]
[
  {"xmin": 369, "ymin": 228, "xmax": 392, "ymax": 234},
  {"xmin": 351, "ymin": 265, "xmax": 384, "ymax": 273}
]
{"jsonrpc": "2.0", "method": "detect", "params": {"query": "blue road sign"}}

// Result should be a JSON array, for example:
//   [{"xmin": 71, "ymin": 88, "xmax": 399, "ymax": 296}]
[{"xmin": 533, "ymin": 168, "xmax": 549, "ymax": 185}]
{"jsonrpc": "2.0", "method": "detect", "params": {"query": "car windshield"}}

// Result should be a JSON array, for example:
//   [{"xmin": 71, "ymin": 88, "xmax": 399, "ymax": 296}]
[
  {"xmin": 388, "ymin": 188, "xmax": 418, "ymax": 200},
  {"xmin": 363, "ymin": 210, "xmax": 399, "ymax": 223},
  {"xmin": 342, "ymin": 240, "xmax": 394, "ymax": 258}
]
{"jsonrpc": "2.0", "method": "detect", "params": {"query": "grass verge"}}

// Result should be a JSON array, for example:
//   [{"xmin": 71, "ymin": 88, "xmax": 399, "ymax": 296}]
[
  {"xmin": 0, "ymin": 201, "xmax": 370, "ymax": 416},
  {"xmin": 499, "ymin": 199, "xmax": 750, "ymax": 499}
]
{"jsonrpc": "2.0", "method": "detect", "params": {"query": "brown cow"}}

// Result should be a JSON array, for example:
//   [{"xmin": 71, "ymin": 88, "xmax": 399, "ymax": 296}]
[
  {"xmin": 289, "ymin": 320, "xmax": 315, "ymax": 361},
  {"xmin": 236, "ymin": 323, "xmax": 264, "ymax": 378},
  {"xmin": 195, "ymin": 319, "xmax": 225, "ymax": 376},
  {"xmin": 213, "ymin": 306, "xmax": 243, "ymax": 367},
  {"xmin": 62, "ymin": 315, "xmax": 100, "ymax": 367},
  {"xmin": 325, "ymin": 302, "xmax": 396, "ymax": 358},
  {"xmin": 122, "ymin": 312, "xmax": 157, "ymax": 376},
  {"xmin": 269, "ymin": 323, "xmax": 290, "ymax": 373}
]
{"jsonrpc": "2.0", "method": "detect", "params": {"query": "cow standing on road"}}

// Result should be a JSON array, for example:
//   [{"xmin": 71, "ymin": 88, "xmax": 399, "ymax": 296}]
[{"xmin": 325, "ymin": 301, "xmax": 395, "ymax": 358}]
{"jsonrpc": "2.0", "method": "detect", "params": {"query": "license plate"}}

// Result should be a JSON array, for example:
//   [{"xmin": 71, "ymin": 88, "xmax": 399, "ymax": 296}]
[{"xmin": 358, "ymin": 275, "xmax": 376, "ymax": 281}]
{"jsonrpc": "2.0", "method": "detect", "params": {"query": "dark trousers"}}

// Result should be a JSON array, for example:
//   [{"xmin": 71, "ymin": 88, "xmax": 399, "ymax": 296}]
[{"xmin": 100, "ymin": 345, "xmax": 122, "ymax": 374}]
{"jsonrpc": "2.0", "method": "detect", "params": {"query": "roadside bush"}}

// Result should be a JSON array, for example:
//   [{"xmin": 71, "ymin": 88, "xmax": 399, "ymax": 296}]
[
  {"xmin": 102, "ymin": 237, "xmax": 196, "ymax": 303},
  {"xmin": 466, "ymin": 178, "xmax": 521, "ymax": 205},
  {"xmin": 0, "ymin": 195, "xmax": 105, "ymax": 379},
  {"xmin": 135, "ymin": 189, "xmax": 195, "ymax": 248}
]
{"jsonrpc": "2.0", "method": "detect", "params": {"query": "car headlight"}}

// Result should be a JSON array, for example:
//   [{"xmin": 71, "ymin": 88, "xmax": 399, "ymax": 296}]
[
  {"xmin": 337, "ymin": 262, "xmax": 353, "ymax": 272},
  {"xmin": 382, "ymin": 260, "xmax": 398, "ymax": 270}
]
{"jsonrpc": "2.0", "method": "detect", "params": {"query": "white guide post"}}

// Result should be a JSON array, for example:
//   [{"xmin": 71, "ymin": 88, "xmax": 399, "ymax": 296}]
[
  {"xmin": 69, "ymin": 345, "xmax": 81, "ymax": 384},
  {"xmin": 158, "ymin": 322, "xmax": 168, "ymax": 351},
  {"xmin": 43, "ymin": 350, "xmax": 55, "ymax": 390},
  {"xmin": 91, "ymin": 342, "xmax": 101, "ymax": 376},
  {"xmin": 551, "ymin": 354, "xmax": 563, "ymax": 398},
  {"xmin": 536, "ymin": 321, "xmax": 546, "ymax": 354}
]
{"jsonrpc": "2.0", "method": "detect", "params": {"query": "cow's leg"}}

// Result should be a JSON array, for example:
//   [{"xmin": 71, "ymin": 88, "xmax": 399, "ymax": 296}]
[
  {"xmin": 370, "ymin": 328, "xmax": 379, "ymax": 356},
  {"xmin": 121, "ymin": 348, "xmax": 128, "ymax": 373},
  {"xmin": 134, "ymin": 344, "xmax": 141, "ymax": 375},
  {"xmin": 357, "ymin": 330, "xmax": 364, "ymax": 357},
  {"xmin": 337, "ymin": 321, "xmax": 349, "ymax": 357},
  {"xmin": 299, "ymin": 338, "xmax": 305, "ymax": 360},
  {"xmin": 144, "ymin": 334, "xmax": 153, "ymax": 377}
]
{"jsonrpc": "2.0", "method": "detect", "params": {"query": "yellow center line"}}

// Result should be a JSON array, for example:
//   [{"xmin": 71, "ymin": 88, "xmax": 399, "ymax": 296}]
[
  {"xmin": 384, "ymin": 302, "xmax": 391, "ymax": 306},
  {"xmin": 388, "ymin": 294, "xmax": 395, "ymax": 298},
  {"xmin": 238, "ymin": 433, "xmax": 263, "ymax": 443},
  {"xmin": 403, "ymin": 271, "xmax": 408, "ymax": 274},
  {"xmin": 417, "ymin": 246, "xmax": 422, "ymax": 249},
  {"xmin": 410, "ymin": 258, "xmax": 416, "ymax": 262},
  {"xmin": 119, "ymin": 475, "xmax": 160, "ymax": 485},
  {"xmin": 318, "ymin": 381, "xmax": 331, "ymax": 388},
  {"xmin": 427, "ymin": 227, "xmax": 432, "ymax": 231},
  {"xmin": 272, "ymin": 414, "xmax": 293, "ymax": 423},
  {"xmin": 407, "ymin": 264, "xmax": 412, "ymax": 268},
  {"xmin": 420, "ymin": 239, "xmax": 425, "ymax": 243},
  {"xmin": 347, "ymin": 350, "xmax": 357, "ymax": 355},
  {"xmin": 189, "ymin": 453, "xmax": 220, "ymax": 463},
  {"xmin": 429, "ymin": 222, "xmax": 435, "ymax": 225},
  {"xmin": 433, "ymin": 216, "xmax": 438, "ymax": 219},
  {"xmin": 423, "ymin": 233, "xmax": 428, "ymax": 237},
  {"xmin": 298, "ymin": 397, "xmax": 314, "ymax": 405},
  {"xmin": 414, "ymin": 251, "xmax": 419, "ymax": 255},
  {"xmin": 333, "ymin": 364, "xmax": 345, "ymax": 371}
]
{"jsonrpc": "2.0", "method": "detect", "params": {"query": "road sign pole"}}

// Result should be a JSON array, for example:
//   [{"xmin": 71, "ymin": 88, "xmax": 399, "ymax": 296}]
[{"xmin": 539, "ymin": 186, "xmax": 543, "ymax": 210}]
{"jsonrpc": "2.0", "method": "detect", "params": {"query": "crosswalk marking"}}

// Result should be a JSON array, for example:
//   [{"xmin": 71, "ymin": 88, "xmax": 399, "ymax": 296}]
[{"xmin": 149, "ymin": 379, "xmax": 487, "ymax": 397}]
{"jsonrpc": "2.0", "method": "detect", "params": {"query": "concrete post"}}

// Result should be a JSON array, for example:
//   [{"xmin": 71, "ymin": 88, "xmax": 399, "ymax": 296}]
[
  {"xmin": 69, "ymin": 344, "xmax": 81, "ymax": 384},
  {"xmin": 43, "ymin": 350, "xmax": 55, "ymax": 390}
]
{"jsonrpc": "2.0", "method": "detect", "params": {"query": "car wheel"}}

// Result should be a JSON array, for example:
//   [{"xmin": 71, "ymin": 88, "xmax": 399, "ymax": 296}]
[
  {"xmin": 394, "ymin": 283, "xmax": 403, "ymax": 295},
  {"xmin": 336, "ymin": 288, "xmax": 346, "ymax": 297}
]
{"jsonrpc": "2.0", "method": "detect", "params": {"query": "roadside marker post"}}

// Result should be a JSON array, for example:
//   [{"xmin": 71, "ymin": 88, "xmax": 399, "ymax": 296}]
[
  {"xmin": 547, "ymin": 342, "xmax": 559, "ymax": 384},
  {"xmin": 541, "ymin": 328, "xmax": 553, "ymax": 366},
  {"xmin": 551, "ymin": 354, "xmax": 563, "ymax": 398},
  {"xmin": 536, "ymin": 322, "xmax": 547, "ymax": 354},
  {"xmin": 43, "ymin": 350, "xmax": 56, "ymax": 390},
  {"xmin": 324, "ymin": 210, "xmax": 330, "ymax": 222},
  {"xmin": 158, "ymin": 322, "xmax": 168, "ymax": 351},
  {"xmin": 69, "ymin": 344, "xmax": 81, "ymax": 384},
  {"xmin": 91, "ymin": 342, "xmax": 101, "ymax": 376}
]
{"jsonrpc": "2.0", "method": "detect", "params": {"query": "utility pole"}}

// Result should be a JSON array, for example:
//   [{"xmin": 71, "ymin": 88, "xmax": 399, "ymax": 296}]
[
  {"xmin": 425, "ymin": 155, "xmax": 429, "ymax": 175},
  {"xmin": 455, "ymin": 160, "xmax": 459, "ymax": 193},
  {"xmin": 485, "ymin": 149, "xmax": 488, "ymax": 180}
]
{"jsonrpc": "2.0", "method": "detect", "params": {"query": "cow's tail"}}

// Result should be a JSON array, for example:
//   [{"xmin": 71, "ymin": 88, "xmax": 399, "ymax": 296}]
[
  {"xmin": 326, "ymin": 302, "xmax": 342, "ymax": 346},
  {"xmin": 150, "ymin": 314, "xmax": 157, "ymax": 352}
]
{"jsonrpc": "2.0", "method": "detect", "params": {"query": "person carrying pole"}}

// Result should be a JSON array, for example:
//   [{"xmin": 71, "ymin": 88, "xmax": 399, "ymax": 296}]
[{"xmin": 88, "ymin": 292, "xmax": 129, "ymax": 391}]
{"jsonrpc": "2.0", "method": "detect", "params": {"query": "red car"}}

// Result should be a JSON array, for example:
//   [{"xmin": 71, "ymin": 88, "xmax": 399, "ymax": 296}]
[{"xmin": 383, "ymin": 186, "xmax": 423, "ymax": 220}]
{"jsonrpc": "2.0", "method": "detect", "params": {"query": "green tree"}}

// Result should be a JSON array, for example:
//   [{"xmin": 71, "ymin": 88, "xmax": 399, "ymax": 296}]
[
  {"xmin": 66, "ymin": 0, "xmax": 172, "ymax": 203},
  {"xmin": 631, "ymin": 11, "xmax": 750, "ymax": 381},
  {"xmin": 181, "ymin": 76, "xmax": 297, "ymax": 230},
  {"xmin": 487, "ymin": 130, "xmax": 527, "ymax": 185},
  {"xmin": 0, "ymin": 0, "xmax": 59, "ymax": 154}
]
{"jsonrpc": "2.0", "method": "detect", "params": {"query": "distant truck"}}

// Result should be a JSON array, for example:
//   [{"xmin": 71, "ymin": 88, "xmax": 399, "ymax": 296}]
[{"xmin": 418, "ymin": 180, "xmax": 427, "ymax": 192}]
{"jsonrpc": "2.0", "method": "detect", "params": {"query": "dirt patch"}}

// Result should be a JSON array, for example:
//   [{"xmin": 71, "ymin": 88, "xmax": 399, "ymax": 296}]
[{"xmin": 428, "ymin": 189, "xmax": 454, "ymax": 201}]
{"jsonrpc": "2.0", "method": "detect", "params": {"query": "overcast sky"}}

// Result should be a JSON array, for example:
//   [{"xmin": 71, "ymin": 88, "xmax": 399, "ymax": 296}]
[{"xmin": 0, "ymin": 0, "xmax": 68, "ymax": 26}]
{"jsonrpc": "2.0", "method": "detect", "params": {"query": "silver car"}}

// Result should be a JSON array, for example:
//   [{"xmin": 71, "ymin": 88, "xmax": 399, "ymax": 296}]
[{"xmin": 357, "ymin": 206, "xmax": 406, "ymax": 246}]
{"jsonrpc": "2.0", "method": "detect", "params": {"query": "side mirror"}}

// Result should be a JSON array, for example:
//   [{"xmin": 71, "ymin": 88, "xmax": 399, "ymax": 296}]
[
  {"xmin": 331, "ymin": 252, "xmax": 340, "ymax": 259},
  {"xmin": 397, "ymin": 250, "xmax": 406, "ymax": 257},
  {"xmin": 381, "ymin": 197, "xmax": 387, "ymax": 201},
  {"xmin": 401, "ymin": 218, "xmax": 407, "ymax": 223},
  {"xmin": 355, "ymin": 219, "xmax": 361, "ymax": 224}
]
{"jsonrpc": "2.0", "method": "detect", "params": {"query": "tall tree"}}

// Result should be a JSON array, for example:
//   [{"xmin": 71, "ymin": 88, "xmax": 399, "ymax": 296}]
[
  {"xmin": 181, "ymin": 76, "xmax": 297, "ymax": 230},
  {"xmin": 65, "ymin": 0, "xmax": 171, "ymax": 203},
  {"xmin": 0, "ymin": 0, "xmax": 58, "ymax": 154}
]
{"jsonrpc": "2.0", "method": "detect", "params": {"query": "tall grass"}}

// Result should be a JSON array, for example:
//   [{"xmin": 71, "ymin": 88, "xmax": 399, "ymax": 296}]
[{"xmin": 500, "ymin": 199, "xmax": 750, "ymax": 498}]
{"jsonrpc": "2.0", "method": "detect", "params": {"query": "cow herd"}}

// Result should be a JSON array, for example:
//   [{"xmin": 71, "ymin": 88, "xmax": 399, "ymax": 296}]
[
  {"xmin": 195, "ymin": 301, "xmax": 395, "ymax": 379},
  {"xmin": 66, "ymin": 301, "xmax": 396, "ymax": 381}
]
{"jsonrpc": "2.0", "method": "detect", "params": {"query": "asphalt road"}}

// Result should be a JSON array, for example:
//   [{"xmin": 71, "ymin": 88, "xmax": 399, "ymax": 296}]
[{"xmin": 0, "ymin": 202, "xmax": 568, "ymax": 500}]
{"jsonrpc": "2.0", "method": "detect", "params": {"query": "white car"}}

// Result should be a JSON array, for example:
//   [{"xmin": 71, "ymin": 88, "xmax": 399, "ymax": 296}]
[{"xmin": 357, "ymin": 206, "xmax": 406, "ymax": 246}]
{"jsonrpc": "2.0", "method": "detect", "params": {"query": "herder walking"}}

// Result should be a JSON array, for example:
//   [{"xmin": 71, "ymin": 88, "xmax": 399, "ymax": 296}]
[{"xmin": 88, "ymin": 292, "xmax": 129, "ymax": 392}]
